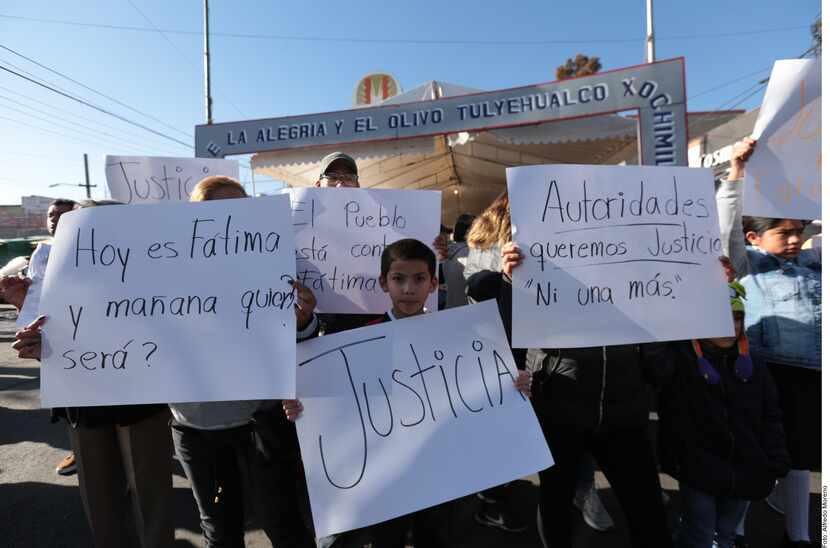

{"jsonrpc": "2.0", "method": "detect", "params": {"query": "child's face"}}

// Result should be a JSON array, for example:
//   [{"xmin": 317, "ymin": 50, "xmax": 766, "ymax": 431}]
[
  {"xmin": 746, "ymin": 220, "xmax": 805, "ymax": 260},
  {"xmin": 379, "ymin": 259, "xmax": 437, "ymax": 318}
]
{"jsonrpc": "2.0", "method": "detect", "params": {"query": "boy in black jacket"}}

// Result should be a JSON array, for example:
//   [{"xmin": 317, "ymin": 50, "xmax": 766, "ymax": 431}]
[{"xmin": 643, "ymin": 280, "xmax": 790, "ymax": 548}]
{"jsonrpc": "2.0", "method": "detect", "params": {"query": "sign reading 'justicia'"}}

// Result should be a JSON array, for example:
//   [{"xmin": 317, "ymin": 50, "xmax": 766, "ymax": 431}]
[{"xmin": 195, "ymin": 58, "xmax": 688, "ymax": 166}]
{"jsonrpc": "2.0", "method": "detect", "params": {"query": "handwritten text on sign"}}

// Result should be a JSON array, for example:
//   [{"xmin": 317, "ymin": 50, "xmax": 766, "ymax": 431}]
[
  {"xmin": 39, "ymin": 196, "xmax": 297, "ymax": 407},
  {"xmin": 295, "ymin": 301, "xmax": 553, "ymax": 538},
  {"xmin": 508, "ymin": 164, "xmax": 734, "ymax": 348},
  {"xmin": 285, "ymin": 187, "xmax": 441, "ymax": 314},
  {"xmin": 105, "ymin": 155, "xmax": 239, "ymax": 204},
  {"xmin": 745, "ymin": 59, "xmax": 821, "ymax": 219}
]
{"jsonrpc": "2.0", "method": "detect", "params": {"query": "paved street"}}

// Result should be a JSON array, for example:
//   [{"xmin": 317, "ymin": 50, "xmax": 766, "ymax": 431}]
[{"xmin": 0, "ymin": 304, "xmax": 821, "ymax": 547}]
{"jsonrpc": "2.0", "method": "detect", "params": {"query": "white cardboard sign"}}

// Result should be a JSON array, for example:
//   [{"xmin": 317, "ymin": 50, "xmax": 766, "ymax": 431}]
[
  {"xmin": 286, "ymin": 187, "xmax": 441, "ymax": 314},
  {"xmin": 39, "ymin": 196, "xmax": 297, "ymax": 407},
  {"xmin": 745, "ymin": 59, "xmax": 821, "ymax": 219},
  {"xmin": 105, "ymin": 155, "xmax": 239, "ymax": 204},
  {"xmin": 508, "ymin": 164, "xmax": 734, "ymax": 348},
  {"xmin": 295, "ymin": 301, "xmax": 553, "ymax": 538}
]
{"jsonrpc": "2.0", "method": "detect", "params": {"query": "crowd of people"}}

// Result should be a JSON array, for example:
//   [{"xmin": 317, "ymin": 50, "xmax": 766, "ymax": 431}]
[{"xmin": 2, "ymin": 142, "xmax": 821, "ymax": 548}]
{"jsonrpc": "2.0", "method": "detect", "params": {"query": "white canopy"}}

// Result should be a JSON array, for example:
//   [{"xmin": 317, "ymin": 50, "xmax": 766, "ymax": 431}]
[{"xmin": 252, "ymin": 80, "xmax": 741, "ymax": 222}]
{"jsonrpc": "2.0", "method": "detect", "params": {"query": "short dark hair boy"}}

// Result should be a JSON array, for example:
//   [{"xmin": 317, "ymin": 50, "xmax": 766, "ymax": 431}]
[{"xmin": 380, "ymin": 238, "xmax": 436, "ymax": 279}]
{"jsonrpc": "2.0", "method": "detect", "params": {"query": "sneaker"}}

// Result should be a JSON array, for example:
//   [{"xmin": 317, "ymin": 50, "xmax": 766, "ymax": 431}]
[
  {"xmin": 780, "ymin": 537, "xmax": 817, "ymax": 547},
  {"xmin": 766, "ymin": 483, "xmax": 786, "ymax": 515},
  {"xmin": 574, "ymin": 483, "xmax": 615, "ymax": 532},
  {"xmin": 537, "ymin": 506, "xmax": 550, "ymax": 548},
  {"xmin": 476, "ymin": 491, "xmax": 497, "ymax": 504},
  {"xmin": 474, "ymin": 506, "xmax": 528, "ymax": 533},
  {"xmin": 55, "ymin": 452, "xmax": 77, "ymax": 476}
]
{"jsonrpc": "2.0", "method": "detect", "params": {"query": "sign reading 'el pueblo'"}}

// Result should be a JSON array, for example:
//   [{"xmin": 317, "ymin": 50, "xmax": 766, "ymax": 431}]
[
  {"xmin": 39, "ymin": 196, "xmax": 297, "ymax": 408},
  {"xmin": 745, "ymin": 59, "xmax": 821, "ymax": 219},
  {"xmin": 295, "ymin": 301, "xmax": 553, "ymax": 537},
  {"xmin": 285, "ymin": 188, "xmax": 441, "ymax": 314},
  {"xmin": 508, "ymin": 165, "xmax": 734, "ymax": 349},
  {"xmin": 105, "ymin": 155, "xmax": 239, "ymax": 204}
]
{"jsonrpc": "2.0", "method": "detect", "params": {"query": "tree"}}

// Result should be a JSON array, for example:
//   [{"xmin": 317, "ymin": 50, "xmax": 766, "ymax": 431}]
[
  {"xmin": 556, "ymin": 54, "xmax": 602, "ymax": 80},
  {"xmin": 810, "ymin": 18, "xmax": 821, "ymax": 56}
]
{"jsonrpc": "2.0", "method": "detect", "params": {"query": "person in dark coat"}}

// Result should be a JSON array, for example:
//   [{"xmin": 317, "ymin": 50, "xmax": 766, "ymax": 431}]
[
  {"xmin": 643, "ymin": 280, "xmax": 790, "ymax": 548},
  {"xmin": 467, "ymin": 243, "xmax": 670, "ymax": 548}
]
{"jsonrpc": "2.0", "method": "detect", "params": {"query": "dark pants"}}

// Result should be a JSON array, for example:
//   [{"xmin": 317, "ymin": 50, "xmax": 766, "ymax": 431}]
[
  {"xmin": 767, "ymin": 362, "xmax": 821, "ymax": 471},
  {"xmin": 70, "ymin": 409, "xmax": 174, "ymax": 548},
  {"xmin": 171, "ymin": 418, "xmax": 315, "ymax": 548},
  {"xmin": 536, "ymin": 421, "xmax": 670, "ymax": 548},
  {"xmin": 368, "ymin": 501, "xmax": 456, "ymax": 548}
]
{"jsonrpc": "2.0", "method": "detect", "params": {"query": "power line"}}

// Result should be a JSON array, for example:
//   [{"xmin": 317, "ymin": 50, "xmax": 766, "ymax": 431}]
[
  {"xmin": 688, "ymin": 66, "xmax": 770, "ymax": 100},
  {"xmin": 125, "ymin": 0, "xmax": 246, "ymax": 119},
  {"xmin": 0, "ymin": 84, "xmax": 190, "ymax": 151},
  {"xmin": 0, "ymin": 102, "xmax": 174, "ymax": 156},
  {"xmin": 0, "ymin": 44, "xmax": 193, "ymax": 139},
  {"xmin": 0, "ymin": 62, "xmax": 193, "ymax": 149},
  {"xmin": 0, "ymin": 94, "xmax": 174, "ymax": 155},
  {"xmin": 0, "ymin": 113, "xmax": 158, "ymax": 154},
  {"xmin": 0, "ymin": 13, "xmax": 810, "ymax": 45}
]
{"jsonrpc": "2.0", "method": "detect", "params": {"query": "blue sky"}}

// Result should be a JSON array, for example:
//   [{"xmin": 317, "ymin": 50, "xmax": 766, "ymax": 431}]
[{"xmin": 0, "ymin": 0, "xmax": 820, "ymax": 204}]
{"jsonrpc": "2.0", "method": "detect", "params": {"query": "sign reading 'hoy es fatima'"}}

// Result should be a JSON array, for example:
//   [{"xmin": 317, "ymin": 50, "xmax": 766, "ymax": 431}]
[
  {"xmin": 38, "ymin": 197, "xmax": 298, "ymax": 408},
  {"xmin": 196, "ymin": 58, "xmax": 688, "ymax": 166},
  {"xmin": 508, "ymin": 164, "xmax": 734, "ymax": 349}
]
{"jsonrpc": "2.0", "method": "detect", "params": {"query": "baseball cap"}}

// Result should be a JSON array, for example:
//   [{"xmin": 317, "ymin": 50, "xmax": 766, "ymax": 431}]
[{"xmin": 319, "ymin": 152, "xmax": 358, "ymax": 178}]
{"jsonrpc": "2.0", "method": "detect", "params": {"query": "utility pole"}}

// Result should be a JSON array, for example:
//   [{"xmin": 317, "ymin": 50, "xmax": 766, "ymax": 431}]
[
  {"xmin": 203, "ymin": 0, "xmax": 213, "ymax": 124},
  {"xmin": 646, "ymin": 0, "xmax": 656, "ymax": 63},
  {"xmin": 82, "ymin": 153, "xmax": 95, "ymax": 198}
]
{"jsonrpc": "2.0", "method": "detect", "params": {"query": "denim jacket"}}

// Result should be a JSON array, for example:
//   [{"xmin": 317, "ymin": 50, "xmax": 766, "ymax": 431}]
[{"xmin": 716, "ymin": 180, "xmax": 821, "ymax": 369}]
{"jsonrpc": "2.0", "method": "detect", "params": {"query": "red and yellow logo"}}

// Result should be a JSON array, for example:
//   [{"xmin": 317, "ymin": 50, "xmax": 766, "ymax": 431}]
[{"xmin": 353, "ymin": 73, "xmax": 402, "ymax": 106}]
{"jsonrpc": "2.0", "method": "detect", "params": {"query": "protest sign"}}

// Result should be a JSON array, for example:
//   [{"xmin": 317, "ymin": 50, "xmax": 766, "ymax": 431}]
[
  {"xmin": 745, "ymin": 59, "xmax": 821, "ymax": 219},
  {"xmin": 508, "ymin": 164, "xmax": 734, "ymax": 348},
  {"xmin": 295, "ymin": 300, "xmax": 553, "ymax": 538},
  {"xmin": 105, "ymin": 155, "xmax": 239, "ymax": 204},
  {"xmin": 286, "ymin": 187, "xmax": 441, "ymax": 314},
  {"xmin": 39, "ymin": 196, "xmax": 298, "ymax": 407}
]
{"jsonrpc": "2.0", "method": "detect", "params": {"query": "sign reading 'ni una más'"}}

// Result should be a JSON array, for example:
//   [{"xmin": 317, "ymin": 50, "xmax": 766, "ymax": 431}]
[
  {"xmin": 507, "ymin": 164, "xmax": 734, "ymax": 349},
  {"xmin": 196, "ymin": 58, "xmax": 688, "ymax": 166}
]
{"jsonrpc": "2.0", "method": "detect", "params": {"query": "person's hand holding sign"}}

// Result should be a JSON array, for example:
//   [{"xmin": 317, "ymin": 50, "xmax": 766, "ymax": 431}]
[
  {"xmin": 293, "ymin": 281, "xmax": 316, "ymax": 330},
  {"xmin": 500, "ymin": 242, "xmax": 523, "ymax": 279},
  {"xmin": 12, "ymin": 315, "xmax": 46, "ymax": 360},
  {"xmin": 727, "ymin": 137, "xmax": 756, "ymax": 182},
  {"xmin": 282, "ymin": 399, "xmax": 303, "ymax": 422},
  {"xmin": 0, "ymin": 275, "xmax": 31, "ymax": 311}
]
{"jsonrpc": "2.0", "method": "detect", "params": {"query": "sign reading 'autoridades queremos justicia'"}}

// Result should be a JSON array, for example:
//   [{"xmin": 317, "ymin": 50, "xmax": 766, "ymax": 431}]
[{"xmin": 195, "ymin": 58, "xmax": 688, "ymax": 166}]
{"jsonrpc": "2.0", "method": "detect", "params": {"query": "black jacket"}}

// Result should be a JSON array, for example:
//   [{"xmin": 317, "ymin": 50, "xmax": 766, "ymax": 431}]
[
  {"xmin": 467, "ymin": 269, "xmax": 653, "ymax": 432},
  {"xmin": 643, "ymin": 341, "xmax": 790, "ymax": 500}
]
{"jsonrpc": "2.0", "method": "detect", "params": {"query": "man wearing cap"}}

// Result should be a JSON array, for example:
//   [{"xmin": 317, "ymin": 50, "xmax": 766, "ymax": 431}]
[
  {"xmin": 313, "ymin": 151, "xmax": 448, "ymax": 334},
  {"xmin": 315, "ymin": 151, "xmax": 361, "ymax": 189}
]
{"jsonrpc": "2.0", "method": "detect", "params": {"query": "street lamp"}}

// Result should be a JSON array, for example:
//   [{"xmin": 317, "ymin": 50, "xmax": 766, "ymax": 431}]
[{"xmin": 48, "ymin": 182, "xmax": 97, "ymax": 199}]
